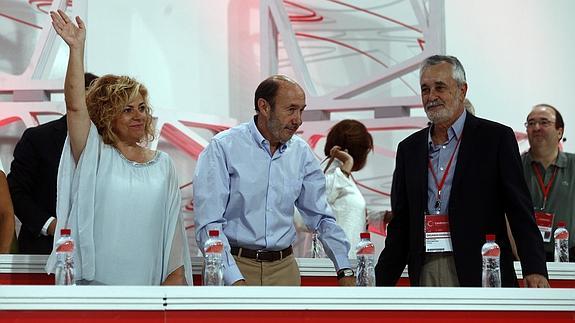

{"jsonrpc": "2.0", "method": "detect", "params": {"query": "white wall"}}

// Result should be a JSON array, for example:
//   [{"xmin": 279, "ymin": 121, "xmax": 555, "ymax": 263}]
[
  {"xmin": 82, "ymin": 0, "xmax": 574, "ymax": 152},
  {"xmin": 445, "ymin": 0, "xmax": 575, "ymax": 152},
  {"xmin": 86, "ymin": 0, "xmax": 232, "ymax": 118}
]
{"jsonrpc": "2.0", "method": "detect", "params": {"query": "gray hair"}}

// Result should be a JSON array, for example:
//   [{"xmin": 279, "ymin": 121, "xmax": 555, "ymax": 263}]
[
  {"xmin": 420, "ymin": 55, "xmax": 467, "ymax": 86},
  {"xmin": 464, "ymin": 98, "xmax": 475, "ymax": 115}
]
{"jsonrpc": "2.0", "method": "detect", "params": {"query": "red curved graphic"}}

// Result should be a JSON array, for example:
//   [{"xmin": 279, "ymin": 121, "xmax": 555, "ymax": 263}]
[
  {"xmin": 327, "ymin": 0, "xmax": 422, "ymax": 33},
  {"xmin": 0, "ymin": 1, "xmax": 73, "ymax": 29},
  {"xmin": 284, "ymin": 0, "xmax": 323, "ymax": 23},
  {"xmin": 0, "ymin": 12, "xmax": 42, "ymax": 29},
  {"xmin": 296, "ymin": 32, "xmax": 389, "ymax": 68}
]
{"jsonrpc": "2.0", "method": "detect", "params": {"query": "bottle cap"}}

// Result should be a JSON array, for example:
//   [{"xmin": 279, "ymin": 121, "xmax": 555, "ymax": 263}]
[
  {"xmin": 360, "ymin": 232, "xmax": 370, "ymax": 239},
  {"xmin": 485, "ymin": 234, "xmax": 495, "ymax": 241},
  {"xmin": 60, "ymin": 228, "xmax": 71, "ymax": 235},
  {"xmin": 208, "ymin": 230, "xmax": 219, "ymax": 237},
  {"xmin": 557, "ymin": 221, "xmax": 566, "ymax": 227}
]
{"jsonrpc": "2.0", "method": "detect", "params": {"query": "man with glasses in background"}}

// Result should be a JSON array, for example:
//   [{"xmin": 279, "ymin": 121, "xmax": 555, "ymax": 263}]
[{"xmin": 522, "ymin": 104, "xmax": 574, "ymax": 262}]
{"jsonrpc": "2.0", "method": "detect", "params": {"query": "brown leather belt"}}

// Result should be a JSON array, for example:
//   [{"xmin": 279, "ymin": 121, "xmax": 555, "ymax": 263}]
[{"xmin": 230, "ymin": 246, "xmax": 293, "ymax": 262}]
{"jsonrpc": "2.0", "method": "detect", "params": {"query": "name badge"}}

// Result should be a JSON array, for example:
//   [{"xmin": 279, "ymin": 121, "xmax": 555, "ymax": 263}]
[
  {"xmin": 424, "ymin": 214, "xmax": 453, "ymax": 252},
  {"xmin": 534, "ymin": 211, "xmax": 554, "ymax": 242}
]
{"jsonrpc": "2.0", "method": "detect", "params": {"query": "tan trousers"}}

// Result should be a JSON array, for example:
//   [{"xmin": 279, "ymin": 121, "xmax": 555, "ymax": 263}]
[
  {"xmin": 233, "ymin": 254, "xmax": 301, "ymax": 286},
  {"xmin": 419, "ymin": 253, "xmax": 460, "ymax": 287}
]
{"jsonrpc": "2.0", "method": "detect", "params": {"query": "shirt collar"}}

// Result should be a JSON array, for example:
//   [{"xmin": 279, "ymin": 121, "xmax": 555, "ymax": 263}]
[
  {"xmin": 428, "ymin": 109, "xmax": 467, "ymax": 145},
  {"xmin": 249, "ymin": 116, "xmax": 289, "ymax": 153},
  {"xmin": 527, "ymin": 149, "xmax": 568, "ymax": 169}
]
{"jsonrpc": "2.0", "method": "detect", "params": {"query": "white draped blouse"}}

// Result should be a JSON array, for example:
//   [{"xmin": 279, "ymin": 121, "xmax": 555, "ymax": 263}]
[
  {"xmin": 324, "ymin": 159, "xmax": 366, "ymax": 258},
  {"xmin": 46, "ymin": 123, "xmax": 193, "ymax": 285}
]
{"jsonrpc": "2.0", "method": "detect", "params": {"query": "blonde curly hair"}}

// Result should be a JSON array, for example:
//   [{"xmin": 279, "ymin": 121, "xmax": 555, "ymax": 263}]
[{"xmin": 85, "ymin": 74, "xmax": 155, "ymax": 145}]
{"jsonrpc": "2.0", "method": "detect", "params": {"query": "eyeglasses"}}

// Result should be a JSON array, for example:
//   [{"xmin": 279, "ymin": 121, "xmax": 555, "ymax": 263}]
[{"xmin": 524, "ymin": 119, "xmax": 555, "ymax": 128}]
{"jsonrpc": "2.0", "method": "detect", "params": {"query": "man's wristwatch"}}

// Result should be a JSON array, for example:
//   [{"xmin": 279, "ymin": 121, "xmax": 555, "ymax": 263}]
[{"xmin": 337, "ymin": 268, "xmax": 354, "ymax": 280}]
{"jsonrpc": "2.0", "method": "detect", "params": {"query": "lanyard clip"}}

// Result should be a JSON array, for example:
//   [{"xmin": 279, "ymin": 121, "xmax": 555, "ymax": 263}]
[{"xmin": 434, "ymin": 190, "xmax": 442, "ymax": 212}]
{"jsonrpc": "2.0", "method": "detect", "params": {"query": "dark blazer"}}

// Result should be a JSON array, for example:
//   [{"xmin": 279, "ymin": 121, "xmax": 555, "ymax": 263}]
[
  {"xmin": 375, "ymin": 113, "xmax": 548, "ymax": 287},
  {"xmin": 8, "ymin": 116, "xmax": 67, "ymax": 254}
]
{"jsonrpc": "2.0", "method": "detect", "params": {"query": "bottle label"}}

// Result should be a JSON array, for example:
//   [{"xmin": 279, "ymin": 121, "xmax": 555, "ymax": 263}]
[
  {"xmin": 555, "ymin": 231, "xmax": 569, "ymax": 240},
  {"xmin": 483, "ymin": 247, "xmax": 500, "ymax": 257},
  {"xmin": 424, "ymin": 213, "xmax": 453, "ymax": 252},
  {"xmin": 534, "ymin": 211, "xmax": 554, "ymax": 242},
  {"xmin": 357, "ymin": 245, "xmax": 375, "ymax": 255},
  {"xmin": 56, "ymin": 240, "xmax": 74, "ymax": 252},
  {"xmin": 205, "ymin": 242, "xmax": 224, "ymax": 253}
]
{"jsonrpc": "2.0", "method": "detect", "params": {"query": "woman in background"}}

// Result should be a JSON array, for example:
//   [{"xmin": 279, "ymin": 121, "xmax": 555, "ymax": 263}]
[
  {"xmin": 322, "ymin": 119, "xmax": 373, "ymax": 257},
  {"xmin": 45, "ymin": 10, "xmax": 192, "ymax": 285}
]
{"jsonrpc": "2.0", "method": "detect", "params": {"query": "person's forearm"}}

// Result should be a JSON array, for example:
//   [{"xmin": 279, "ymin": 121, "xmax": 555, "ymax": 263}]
[
  {"xmin": 162, "ymin": 266, "xmax": 186, "ymax": 285},
  {"xmin": 51, "ymin": 10, "xmax": 90, "ymax": 163},
  {"xmin": 0, "ymin": 213, "xmax": 15, "ymax": 253},
  {"xmin": 0, "ymin": 174, "xmax": 15, "ymax": 253},
  {"xmin": 340, "ymin": 159, "xmax": 353, "ymax": 176},
  {"xmin": 64, "ymin": 45, "xmax": 86, "ymax": 113}
]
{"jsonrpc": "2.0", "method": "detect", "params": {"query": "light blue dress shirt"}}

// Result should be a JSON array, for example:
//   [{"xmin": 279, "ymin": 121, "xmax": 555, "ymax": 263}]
[
  {"xmin": 427, "ymin": 109, "xmax": 467, "ymax": 215},
  {"xmin": 194, "ymin": 117, "xmax": 351, "ymax": 285}
]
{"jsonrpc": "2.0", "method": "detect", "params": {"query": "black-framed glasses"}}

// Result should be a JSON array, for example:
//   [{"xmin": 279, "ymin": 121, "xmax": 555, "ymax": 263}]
[{"xmin": 524, "ymin": 119, "xmax": 555, "ymax": 128}]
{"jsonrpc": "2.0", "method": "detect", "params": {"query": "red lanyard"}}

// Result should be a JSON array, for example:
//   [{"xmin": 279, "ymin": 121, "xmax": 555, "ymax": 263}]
[
  {"xmin": 532, "ymin": 163, "xmax": 558, "ymax": 209},
  {"xmin": 428, "ymin": 135, "xmax": 463, "ymax": 211}
]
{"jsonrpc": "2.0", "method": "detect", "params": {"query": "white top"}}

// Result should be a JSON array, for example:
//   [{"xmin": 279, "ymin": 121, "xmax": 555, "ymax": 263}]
[
  {"xmin": 293, "ymin": 160, "xmax": 366, "ymax": 258},
  {"xmin": 46, "ymin": 123, "xmax": 193, "ymax": 285},
  {"xmin": 324, "ymin": 160, "xmax": 366, "ymax": 258},
  {"xmin": 0, "ymin": 159, "xmax": 4, "ymax": 173}
]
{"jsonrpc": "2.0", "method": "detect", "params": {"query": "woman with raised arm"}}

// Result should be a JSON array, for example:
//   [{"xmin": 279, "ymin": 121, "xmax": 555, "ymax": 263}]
[
  {"xmin": 322, "ymin": 119, "xmax": 373, "ymax": 257},
  {"xmin": 294, "ymin": 119, "xmax": 374, "ymax": 258},
  {"xmin": 45, "ymin": 10, "xmax": 192, "ymax": 285}
]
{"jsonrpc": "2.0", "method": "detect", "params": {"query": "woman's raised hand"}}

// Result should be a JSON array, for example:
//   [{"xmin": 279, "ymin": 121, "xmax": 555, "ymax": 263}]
[
  {"xmin": 330, "ymin": 146, "xmax": 352, "ymax": 163},
  {"xmin": 50, "ymin": 9, "xmax": 85, "ymax": 48},
  {"xmin": 50, "ymin": 9, "xmax": 89, "ymax": 163},
  {"xmin": 329, "ymin": 145, "xmax": 354, "ymax": 176}
]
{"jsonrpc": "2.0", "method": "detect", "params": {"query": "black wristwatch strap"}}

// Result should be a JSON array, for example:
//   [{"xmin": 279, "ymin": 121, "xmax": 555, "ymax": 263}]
[{"xmin": 337, "ymin": 268, "xmax": 354, "ymax": 280}]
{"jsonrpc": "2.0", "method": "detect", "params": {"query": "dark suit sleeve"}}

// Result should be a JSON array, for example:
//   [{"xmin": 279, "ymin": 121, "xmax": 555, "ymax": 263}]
[
  {"xmin": 375, "ymin": 142, "xmax": 410, "ymax": 286},
  {"xmin": 7, "ymin": 130, "xmax": 53, "ymax": 236},
  {"xmin": 498, "ymin": 127, "xmax": 547, "ymax": 277}
]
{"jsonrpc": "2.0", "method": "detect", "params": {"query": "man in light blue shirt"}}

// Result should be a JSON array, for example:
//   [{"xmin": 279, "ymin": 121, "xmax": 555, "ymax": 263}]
[{"xmin": 194, "ymin": 75, "xmax": 354, "ymax": 286}]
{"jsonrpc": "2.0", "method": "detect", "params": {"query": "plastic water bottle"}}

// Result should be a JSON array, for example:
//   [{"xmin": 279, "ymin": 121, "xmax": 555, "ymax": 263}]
[
  {"xmin": 54, "ymin": 228, "xmax": 75, "ymax": 285},
  {"xmin": 355, "ymin": 232, "xmax": 375, "ymax": 287},
  {"xmin": 203, "ymin": 229, "xmax": 224, "ymax": 286},
  {"xmin": 554, "ymin": 221, "xmax": 569, "ymax": 262},
  {"xmin": 311, "ymin": 231, "xmax": 326, "ymax": 258},
  {"xmin": 481, "ymin": 234, "xmax": 501, "ymax": 288}
]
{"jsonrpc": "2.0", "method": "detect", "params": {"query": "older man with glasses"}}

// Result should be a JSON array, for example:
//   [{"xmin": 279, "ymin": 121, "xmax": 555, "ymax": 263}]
[{"xmin": 522, "ymin": 104, "xmax": 574, "ymax": 262}]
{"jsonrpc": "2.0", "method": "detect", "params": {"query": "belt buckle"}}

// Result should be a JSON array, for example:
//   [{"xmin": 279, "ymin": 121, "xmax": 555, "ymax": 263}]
[{"xmin": 256, "ymin": 249, "xmax": 264, "ymax": 262}]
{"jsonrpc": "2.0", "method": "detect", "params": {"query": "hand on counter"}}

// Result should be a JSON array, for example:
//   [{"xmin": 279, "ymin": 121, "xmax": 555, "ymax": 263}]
[
  {"xmin": 524, "ymin": 274, "xmax": 550, "ymax": 288},
  {"xmin": 337, "ymin": 276, "xmax": 356, "ymax": 287},
  {"xmin": 232, "ymin": 279, "xmax": 247, "ymax": 286}
]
